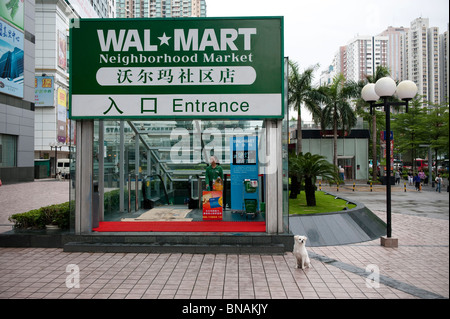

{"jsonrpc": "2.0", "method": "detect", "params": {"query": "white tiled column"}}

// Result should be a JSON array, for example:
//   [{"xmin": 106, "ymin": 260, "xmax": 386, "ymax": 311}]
[{"xmin": 75, "ymin": 120, "xmax": 94, "ymax": 234}]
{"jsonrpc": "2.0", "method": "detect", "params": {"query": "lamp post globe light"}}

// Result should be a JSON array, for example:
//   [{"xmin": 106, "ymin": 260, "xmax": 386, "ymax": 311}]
[
  {"xmin": 374, "ymin": 76, "xmax": 397, "ymax": 98},
  {"xmin": 361, "ymin": 83, "xmax": 379, "ymax": 103},
  {"xmin": 396, "ymin": 80, "xmax": 418, "ymax": 111},
  {"xmin": 361, "ymin": 77, "xmax": 418, "ymax": 247}
]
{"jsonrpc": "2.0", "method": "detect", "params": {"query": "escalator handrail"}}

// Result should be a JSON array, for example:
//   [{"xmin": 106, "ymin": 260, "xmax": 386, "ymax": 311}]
[{"xmin": 148, "ymin": 174, "xmax": 170, "ymax": 204}]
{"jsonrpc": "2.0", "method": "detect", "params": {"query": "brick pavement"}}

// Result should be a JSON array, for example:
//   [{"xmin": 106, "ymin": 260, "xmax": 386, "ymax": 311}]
[
  {"xmin": 0, "ymin": 208, "xmax": 448, "ymax": 299},
  {"xmin": 0, "ymin": 180, "xmax": 448, "ymax": 300}
]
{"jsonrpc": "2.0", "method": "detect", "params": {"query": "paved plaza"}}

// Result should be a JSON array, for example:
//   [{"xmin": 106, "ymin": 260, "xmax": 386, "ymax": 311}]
[{"xmin": 0, "ymin": 179, "xmax": 448, "ymax": 300}]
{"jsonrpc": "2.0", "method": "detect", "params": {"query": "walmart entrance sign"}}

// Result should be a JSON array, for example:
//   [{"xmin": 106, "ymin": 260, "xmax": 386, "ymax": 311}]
[{"xmin": 69, "ymin": 17, "xmax": 283, "ymax": 119}]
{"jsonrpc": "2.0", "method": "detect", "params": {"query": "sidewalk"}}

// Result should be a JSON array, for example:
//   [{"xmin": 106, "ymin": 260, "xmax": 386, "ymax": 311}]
[
  {"xmin": 0, "ymin": 179, "xmax": 70, "ymax": 232},
  {"xmin": 0, "ymin": 180, "xmax": 448, "ymax": 299}
]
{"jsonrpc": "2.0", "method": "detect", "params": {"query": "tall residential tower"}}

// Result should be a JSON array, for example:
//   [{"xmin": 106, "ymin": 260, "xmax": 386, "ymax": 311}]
[{"xmin": 116, "ymin": 0, "xmax": 206, "ymax": 18}]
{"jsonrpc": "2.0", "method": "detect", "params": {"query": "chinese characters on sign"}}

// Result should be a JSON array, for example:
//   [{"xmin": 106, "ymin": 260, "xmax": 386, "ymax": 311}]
[
  {"xmin": 35, "ymin": 76, "xmax": 54, "ymax": 106},
  {"xmin": 202, "ymin": 191, "xmax": 223, "ymax": 220},
  {"xmin": 97, "ymin": 66, "xmax": 254, "ymax": 86}
]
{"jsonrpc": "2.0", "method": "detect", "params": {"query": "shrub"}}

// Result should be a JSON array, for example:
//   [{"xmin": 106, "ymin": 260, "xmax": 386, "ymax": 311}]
[
  {"xmin": 9, "ymin": 209, "xmax": 46, "ymax": 229},
  {"xmin": 9, "ymin": 189, "xmax": 122, "ymax": 230},
  {"xmin": 9, "ymin": 202, "xmax": 71, "ymax": 230}
]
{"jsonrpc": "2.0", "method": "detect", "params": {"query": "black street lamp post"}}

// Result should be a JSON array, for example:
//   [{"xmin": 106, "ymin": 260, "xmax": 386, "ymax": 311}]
[
  {"xmin": 361, "ymin": 78, "xmax": 418, "ymax": 247},
  {"xmin": 50, "ymin": 142, "xmax": 63, "ymax": 179}
]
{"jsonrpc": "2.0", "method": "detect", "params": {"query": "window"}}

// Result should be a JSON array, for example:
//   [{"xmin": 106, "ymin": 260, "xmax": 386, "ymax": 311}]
[{"xmin": 0, "ymin": 134, "xmax": 18, "ymax": 167}]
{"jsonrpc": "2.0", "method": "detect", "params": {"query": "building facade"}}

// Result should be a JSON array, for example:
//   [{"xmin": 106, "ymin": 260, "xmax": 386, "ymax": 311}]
[
  {"xmin": 116, "ymin": 0, "xmax": 206, "ymax": 18},
  {"xmin": 349, "ymin": 35, "xmax": 388, "ymax": 83},
  {"xmin": 379, "ymin": 26, "xmax": 408, "ymax": 81},
  {"xmin": 439, "ymin": 24, "xmax": 449, "ymax": 103},
  {"xmin": 291, "ymin": 120, "xmax": 370, "ymax": 181},
  {"xmin": 0, "ymin": 0, "xmax": 35, "ymax": 184},
  {"xmin": 34, "ymin": 0, "xmax": 113, "ymax": 178},
  {"xmin": 330, "ymin": 35, "xmax": 388, "ymax": 83},
  {"xmin": 402, "ymin": 17, "xmax": 446, "ymax": 105}
]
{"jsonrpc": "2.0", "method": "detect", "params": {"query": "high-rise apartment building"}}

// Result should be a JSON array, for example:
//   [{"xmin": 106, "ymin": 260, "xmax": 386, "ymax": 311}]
[
  {"xmin": 327, "ymin": 17, "xmax": 448, "ymax": 105},
  {"xmin": 336, "ymin": 35, "xmax": 388, "ymax": 83},
  {"xmin": 428, "ymin": 26, "xmax": 441, "ymax": 104},
  {"xmin": 116, "ymin": 0, "xmax": 206, "ymax": 18},
  {"xmin": 379, "ymin": 26, "xmax": 408, "ymax": 81},
  {"xmin": 439, "ymin": 24, "xmax": 449, "ymax": 103},
  {"xmin": 403, "ymin": 18, "xmax": 431, "ymax": 102},
  {"xmin": 402, "ymin": 17, "xmax": 443, "ymax": 104}
]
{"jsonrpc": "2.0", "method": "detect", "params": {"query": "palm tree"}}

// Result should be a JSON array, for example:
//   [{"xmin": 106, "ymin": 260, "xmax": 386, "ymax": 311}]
[
  {"xmin": 319, "ymin": 73, "xmax": 359, "ymax": 167},
  {"xmin": 356, "ymin": 66, "xmax": 391, "ymax": 182},
  {"xmin": 289, "ymin": 152, "xmax": 338, "ymax": 206},
  {"xmin": 288, "ymin": 61, "xmax": 323, "ymax": 154},
  {"xmin": 288, "ymin": 152, "xmax": 302, "ymax": 199}
]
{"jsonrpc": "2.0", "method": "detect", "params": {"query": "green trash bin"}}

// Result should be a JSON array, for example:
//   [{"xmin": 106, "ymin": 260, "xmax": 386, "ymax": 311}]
[
  {"xmin": 259, "ymin": 202, "xmax": 265, "ymax": 213},
  {"xmin": 244, "ymin": 199, "xmax": 257, "ymax": 214}
]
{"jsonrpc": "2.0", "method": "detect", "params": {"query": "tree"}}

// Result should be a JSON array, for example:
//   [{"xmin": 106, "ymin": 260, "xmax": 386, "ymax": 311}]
[
  {"xmin": 318, "ymin": 73, "xmax": 359, "ymax": 167},
  {"xmin": 288, "ymin": 152, "xmax": 302, "ymax": 199},
  {"xmin": 423, "ymin": 102, "xmax": 449, "ymax": 173},
  {"xmin": 391, "ymin": 98, "xmax": 427, "ymax": 172},
  {"xmin": 289, "ymin": 152, "xmax": 338, "ymax": 206},
  {"xmin": 288, "ymin": 61, "xmax": 323, "ymax": 154},
  {"xmin": 392, "ymin": 99, "xmax": 449, "ymax": 173}
]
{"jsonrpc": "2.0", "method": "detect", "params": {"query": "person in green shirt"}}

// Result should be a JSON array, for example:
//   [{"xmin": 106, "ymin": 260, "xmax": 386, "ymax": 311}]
[{"xmin": 205, "ymin": 156, "xmax": 223, "ymax": 191}]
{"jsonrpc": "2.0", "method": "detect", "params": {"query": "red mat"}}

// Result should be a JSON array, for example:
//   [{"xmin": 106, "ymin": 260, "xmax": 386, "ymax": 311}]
[{"xmin": 93, "ymin": 221, "xmax": 266, "ymax": 232}]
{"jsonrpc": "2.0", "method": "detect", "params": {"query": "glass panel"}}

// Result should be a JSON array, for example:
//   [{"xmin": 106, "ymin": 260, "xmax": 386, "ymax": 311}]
[
  {"xmin": 0, "ymin": 134, "xmax": 17, "ymax": 167},
  {"xmin": 338, "ymin": 157, "xmax": 355, "ymax": 180},
  {"xmin": 95, "ymin": 119, "xmax": 266, "ymax": 225},
  {"xmin": 282, "ymin": 58, "xmax": 290, "ymax": 232}
]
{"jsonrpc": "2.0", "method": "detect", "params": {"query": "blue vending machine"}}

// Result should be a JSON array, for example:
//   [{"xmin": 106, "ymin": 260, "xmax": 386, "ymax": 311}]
[{"xmin": 230, "ymin": 136, "xmax": 259, "ymax": 218}]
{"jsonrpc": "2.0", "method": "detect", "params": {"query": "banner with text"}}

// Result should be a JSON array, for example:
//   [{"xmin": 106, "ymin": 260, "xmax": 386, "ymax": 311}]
[{"xmin": 69, "ymin": 17, "xmax": 283, "ymax": 119}]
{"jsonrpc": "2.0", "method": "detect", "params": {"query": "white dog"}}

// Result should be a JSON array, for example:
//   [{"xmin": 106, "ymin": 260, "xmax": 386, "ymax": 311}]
[{"xmin": 293, "ymin": 235, "xmax": 311, "ymax": 269}]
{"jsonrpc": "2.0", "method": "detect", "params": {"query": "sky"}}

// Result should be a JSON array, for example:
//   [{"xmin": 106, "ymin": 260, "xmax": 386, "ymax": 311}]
[{"xmin": 206, "ymin": 0, "xmax": 449, "ymax": 77}]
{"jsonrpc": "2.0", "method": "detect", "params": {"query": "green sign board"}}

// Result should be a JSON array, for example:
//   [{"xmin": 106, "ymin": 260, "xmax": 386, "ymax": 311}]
[{"xmin": 69, "ymin": 17, "xmax": 283, "ymax": 119}]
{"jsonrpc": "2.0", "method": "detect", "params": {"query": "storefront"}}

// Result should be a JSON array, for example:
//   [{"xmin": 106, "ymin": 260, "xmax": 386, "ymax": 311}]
[{"xmin": 69, "ymin": 17, "xmax": 289, "ymax": 236}]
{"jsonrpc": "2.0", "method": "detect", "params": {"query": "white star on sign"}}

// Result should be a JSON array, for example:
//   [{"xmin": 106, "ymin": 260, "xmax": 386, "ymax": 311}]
[{"xmin": 158, "ymin": 33, "xmax": 171, "ymax": 46}]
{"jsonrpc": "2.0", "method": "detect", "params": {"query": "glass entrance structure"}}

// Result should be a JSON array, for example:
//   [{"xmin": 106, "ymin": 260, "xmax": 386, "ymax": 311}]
[
  {"xmin": 68, "ymin": 17, "xmax": 289, "ymax": 237},
  {"xmin": 70, "ymin": 116, "xmax": 289, "ymax": 234}
]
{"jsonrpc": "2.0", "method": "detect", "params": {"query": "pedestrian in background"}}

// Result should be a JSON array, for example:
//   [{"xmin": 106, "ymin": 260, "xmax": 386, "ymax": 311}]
[
  {"xmin": 408, "ymin": 170, "xmax": 413, "ymax": 185},
  {"xmin": 339, "ymin": 166, "xmax": 345, "ymax": 181},
  {"xmin": 435, "ymin": 174, "xmax": 442, "ymax": 193},
  {"xmin": 418, "ymin": 170, "xmax": 426, "ymax": 183},
  {"xmin": 414, "ymin": 173, "xmax": 421, "ymax": 191},
  {"xmin": 395, "ymin": 170, "xmax": 401, "ymax": 185}
]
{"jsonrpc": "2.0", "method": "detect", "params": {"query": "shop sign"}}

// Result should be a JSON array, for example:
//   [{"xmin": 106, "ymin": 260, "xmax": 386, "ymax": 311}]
[
  {"xmin": 69, "ymin": 17, "xmax": 283, "ymax": 119},
  {"xmin": 57, "ymin": 88, "xmax": 67, "ymax": 143},
  {"xmin": 202, "ymin": 191, "xmax": 223, "ymax": 220},
  {"xmin": 35, "ymin": 76, "xmax": 54, "ymax": 106}
]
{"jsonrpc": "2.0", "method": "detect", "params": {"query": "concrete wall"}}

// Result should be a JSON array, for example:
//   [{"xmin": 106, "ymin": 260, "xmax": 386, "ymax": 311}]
[{"xmin": 302, "ymin": 137, "xmax": 369, "ymax": 180}]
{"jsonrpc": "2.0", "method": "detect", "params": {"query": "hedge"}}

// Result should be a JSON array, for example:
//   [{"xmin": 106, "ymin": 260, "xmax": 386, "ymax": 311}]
[
  {"xmin": 9, "ymin": 201, "xmax": 73, "ymax": 230},
  {"xmin": 8, "ymin": 189, "xmax": 126, "ymax": 230}
]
